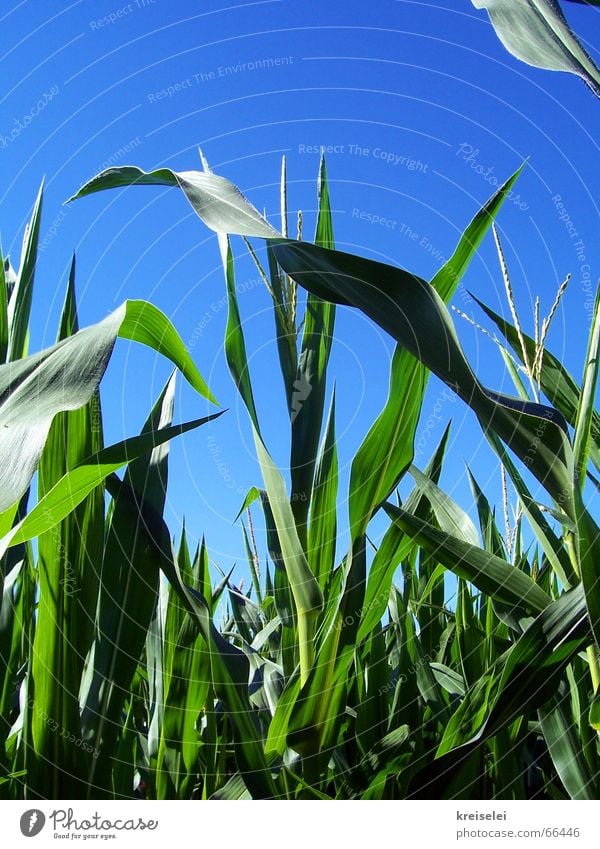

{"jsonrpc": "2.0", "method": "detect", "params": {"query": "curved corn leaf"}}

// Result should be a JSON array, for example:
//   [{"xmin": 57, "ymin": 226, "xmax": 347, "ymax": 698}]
[
  {"xmin": 409, "ymin": 465, "xmax": 480, "ymax": 546},
  {"xmin": 72, "ymin": 162, "xmax": 568, "ymax": 513},
  {"xmin": 437, "ymin": 583, "xmax": 591, "ymax": 755},
  {"xmin": 472, "ymin": 0, "xmax": 600, "ymax": 98},
  {"xmin": 349, "ymin": 168, "xmax": 524, "ymax": 541},
  {"xmin": 219, "ymin": 235, "xmax": 322, "ymax": 685},
  {"xmin": 1, "ymin": 412, "xmax": 222, "ymax": 555},
  {"xmin": 120, "ymin": 300, "xmax": 216, "ymax": 405},
  {"xmin": 7, "ymin": 181, "xmax": 43, "ymax": 361},
  {"xmin": 384, "ymin": 502, "xmax": 552, "ymax": 618},
  {"xmin": 0, "ymin": 299, "xmax": 216, "ymax": 513}
]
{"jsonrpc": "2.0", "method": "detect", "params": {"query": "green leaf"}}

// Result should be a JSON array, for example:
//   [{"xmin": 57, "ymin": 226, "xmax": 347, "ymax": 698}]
[
  {"xmin": 349, "ymin": 344, "xmax": 426, "ymax": 541},
  {"xmin": 219, "ymin": 234, "xmax": 322, "ymax": 685},
  {"xmin": 1, "ymin": 412, "xmax": 222, "ymax": 555},
  {"xmin": 409, "ymin": 465, "xmax": 480, "ymax": 546},
  {"xmin": 29, "ymin": 267, "xmax": 105, "ymax": 797},
  {"xmin": 570, "ymin": 285, "xmax": 600, "ymax": 657},
  {"xmin": 74, "ymin": 162, "xmax": 559, "ymax": 517},
  {"xmin": 437, "ymin": 584, "xmax": 591, "ymax": 755},
  {"xmin": 158, "ymin": 534, "xmax": 277, "ymax": 797},
  {"xmin": 466, "ymin": 466, "xmax": 507, "ymax": 559},
  {"xmin": 573, "ymin": 284, "xmax": 600, "ymax": 488},
  {"xmin": 384, "ymin": 502, "xmax": 552, "ymax": 619},
  {"xmin": 472, "ymin": 292, "xmax": 600, "ymax": 473},
  {"xmin": 0, "ymin": 249, "xmax": 8, "ymax": 364},
  {"xmin": 119, "ymin": 300, "xmax": 217, "ymax": 405},
  {"xmin": 539, "ymin": 685, "xmax": 598, "ymax": 800},
  {"xmin": 357, "ymin": 423, "xmax": 451, "ymax": 642},
  {"xmin": 0, "ymin": 299, "xmax": 216, "ymax": 514},
  {"xmin": 347, "ymin": 167, "xmax": 523, "ymax": 542},
  {"xmin": 289, "ymin": 154, "xmax": 336, "ymax": 538},
  {"xmin": 308, "ymin": 391, "xmax": 338, "ymax": 589},
  {"xmin": 485, "ymin": 431, "xmax": 578, "ymax": 587},
  {"xmin": 83, "ymin": 375, "xmax": 179, "ymax": 792},
  {"xmin": 68, "ymin": 165, "xmax": 278, "ymax": 239},
  {"xmin": 7, "ymin": 181, "xmax": 43, "ymax": 360},
  {"xmin": 472, "ymin": 0, "xmax": 600, "ymax": 98},
  {"xmin": 270, "ymin": 238, "xmax": 574, "ymax": 518},
  {"xmin": 430, "ymin": 165, "xmax": 525, "ymax": 301}
]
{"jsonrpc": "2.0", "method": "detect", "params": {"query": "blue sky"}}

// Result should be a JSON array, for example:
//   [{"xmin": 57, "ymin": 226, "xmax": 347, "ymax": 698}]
[{"xmin": 1, "ymin": 0, "xmax": 599, "ymax": 581}]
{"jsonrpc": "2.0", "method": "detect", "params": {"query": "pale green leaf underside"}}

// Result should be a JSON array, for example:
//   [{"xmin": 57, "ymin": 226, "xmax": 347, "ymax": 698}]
[{"xmin": 473, "ymin": 0, "xmax": 600, "ymax": 97}]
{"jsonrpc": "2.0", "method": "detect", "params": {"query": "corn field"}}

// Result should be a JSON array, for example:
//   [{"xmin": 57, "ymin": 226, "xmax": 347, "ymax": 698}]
[{"xmin": 1, "ymin": 0, "xmax": 599, "ymax": 802}]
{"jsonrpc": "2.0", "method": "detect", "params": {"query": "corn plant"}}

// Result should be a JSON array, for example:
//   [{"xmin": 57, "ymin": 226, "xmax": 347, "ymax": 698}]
[{"xmin": 55, "ymin": 154, "xmax": 599, "ymax": 799}]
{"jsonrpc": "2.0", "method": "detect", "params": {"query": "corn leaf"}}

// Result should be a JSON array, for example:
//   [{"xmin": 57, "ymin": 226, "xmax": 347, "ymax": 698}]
[
  {"xmin": 308, "ymin": 391, "xmax": 338, "ymax": 589},
  {"xmin": 220, "ymin": 234, "xmax": 322, "ymax": 685},
  {"xmin": 472, "ymin": 292, "xmax": 600, "ymax": 473},
  {"xmin": 573, "ymin": 285, "xmax": 600, "ymax": 651},
  {"xmin": 539, "ymin": 685, "xmax": 598, "ymax": 799},
  {"xmin": 289, "ymin": 154, "xmax": 336, "ymax": 539},
  {"xmin": 83, "ymin": 375, "xmax": 178, "ymax": 793},
  {"xmin": 0, "ymin": 299, "xmax": 215, "ymax": 514},
  {"xmin": 384, "ymin": 502, "xmax": 552, "ymax": 618},
  {"xmin": 472, "ymin": 0, "xmax": 600, "ymax": 98},
  {"xmin": 30, "ymin": 266, "xmax": 104, "ymax": 797},
  {"xmin": 437, "ymin": 584, "xmax": 591, "ymax": 755},
  {"xmin": 7, "ymin": 181, "xmax": 43, "ymax": 361},
  {"xmin": 0, "ymin": 251, "xmax": 8, "ymax": 364},
  {"xmin": 68, "ymin": 165, "xmax": 278, "ymax": 239},
  {"xmin": 270, "ymin": 239, "xmax": 574, "ymax": 518}
]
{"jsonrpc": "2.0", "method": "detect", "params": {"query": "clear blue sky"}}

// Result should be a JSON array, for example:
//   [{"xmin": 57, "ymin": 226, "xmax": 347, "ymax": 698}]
[{"xmin": 1, "ymin": 0, "xmax": 598, "ymax": 582}]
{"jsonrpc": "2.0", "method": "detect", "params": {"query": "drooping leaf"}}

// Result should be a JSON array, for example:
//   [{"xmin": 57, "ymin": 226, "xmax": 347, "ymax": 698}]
[
  {"xmin": 1, "ymin": 412, "xmax": 222, "ymax": 555},
  {"xmin": 437, "ymin": 584, "xmax": 591, "ymax": 755},
  {"xmin": 472, "ymin": 291, "xmax": 600, "ymax": 473},
  {"xmin": 0, "ymin": 299, "xmax": 216, "ymax": 513},
  {"xmin": 384, "ymin": 502, "xmax": 552, "ymax": 619},
  {"xmin": 472, "ymin": 0, "xmax": 600, "ymax": 98}
]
